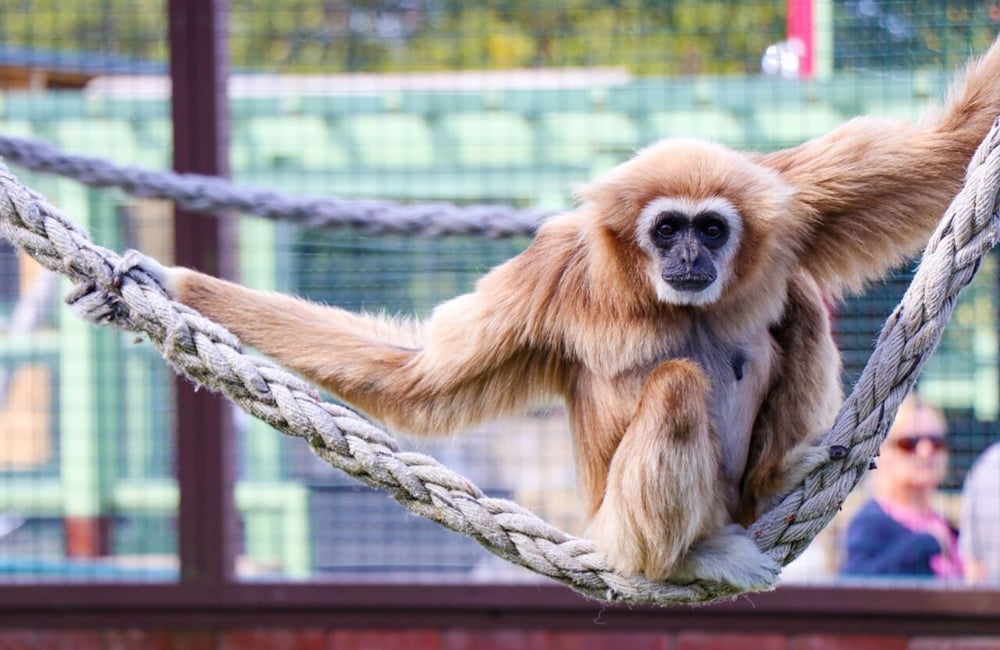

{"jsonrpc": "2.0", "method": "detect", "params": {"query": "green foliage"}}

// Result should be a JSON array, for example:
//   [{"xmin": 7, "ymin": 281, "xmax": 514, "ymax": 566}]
[
  {"xmin": 0, "ymin": 0, "xmax": 166, "ymax": 60},
  {"xmin": 336, "ymin": 1, "xmax": 786, "ymax": 75},
  {"xmin": 0, "ymin": 1, "xmax": 997, "ymax": 75},
  {"xmin": 834, "ymin": 0, "xmax": 998, "ymax": 70},
  {"xmin": 0, "ymin": 0, "xmax": 782, "ymax": 74}
]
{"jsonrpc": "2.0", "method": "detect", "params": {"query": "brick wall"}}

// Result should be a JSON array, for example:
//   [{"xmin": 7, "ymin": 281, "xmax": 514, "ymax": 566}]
[{"xmin": 1, "ymin": 629, "xmax": 999, "ymax": 650}]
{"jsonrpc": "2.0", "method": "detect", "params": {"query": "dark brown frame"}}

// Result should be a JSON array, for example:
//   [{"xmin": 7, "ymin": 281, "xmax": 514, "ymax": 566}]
[
  {"xmin": 168, "ymin": 0, "xmax": 237, "ymax": 587},
  {"xmin": 0, "ymin": 583, "xmax": 997, "ymax": 634}
]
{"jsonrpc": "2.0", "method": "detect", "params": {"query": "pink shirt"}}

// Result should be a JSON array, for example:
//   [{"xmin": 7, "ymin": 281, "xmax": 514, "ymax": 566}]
[{"xmin": 878, "ymin": 498, "xmax": 964, "ymax": 579}]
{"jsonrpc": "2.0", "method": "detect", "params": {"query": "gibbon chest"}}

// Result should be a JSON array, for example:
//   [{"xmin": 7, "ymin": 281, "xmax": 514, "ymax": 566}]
[{"xmin": 673, "ymin": 324, "xmax": 777, "ymax": 493}]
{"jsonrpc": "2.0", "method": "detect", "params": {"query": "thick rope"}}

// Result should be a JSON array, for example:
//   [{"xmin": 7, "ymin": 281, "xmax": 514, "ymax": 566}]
[
  {"xmin": 1, "ymin": 120, "xmax": 999, "ymax": 604},
  {"xmin": 0, "ymin": 135, "xmax": 552, "ymax": 237},
  {"xmin": 749, "ymin": 120, "xmax": 1000, "ymax": 564}
]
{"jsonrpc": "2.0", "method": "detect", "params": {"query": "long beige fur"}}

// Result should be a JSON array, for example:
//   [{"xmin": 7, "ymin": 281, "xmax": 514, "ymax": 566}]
[{"xmin": 162, "ymin": 36, "xmax": 1000, "ymax": 586}]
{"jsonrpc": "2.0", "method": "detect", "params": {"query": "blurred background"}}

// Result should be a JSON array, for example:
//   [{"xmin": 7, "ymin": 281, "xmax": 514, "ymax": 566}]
[{"xmin": 0, "ymin": 0, "xmax": 998, "ymax": 589}]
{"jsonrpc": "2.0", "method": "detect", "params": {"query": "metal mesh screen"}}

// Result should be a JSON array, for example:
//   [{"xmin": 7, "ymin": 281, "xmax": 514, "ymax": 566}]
[{"xmin": 0, "ymin": 0, "xmax": 997, "ymax": 588}]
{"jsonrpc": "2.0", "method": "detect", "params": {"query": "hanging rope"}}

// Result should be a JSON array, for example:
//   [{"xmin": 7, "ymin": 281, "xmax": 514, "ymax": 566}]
[
  {"xmin": 0, "ymin": 135, "xmax": 552, "ymax": 237},
  {"xmin": 1, "ymin": 119, "xmax": 999, "ymax": 604}
]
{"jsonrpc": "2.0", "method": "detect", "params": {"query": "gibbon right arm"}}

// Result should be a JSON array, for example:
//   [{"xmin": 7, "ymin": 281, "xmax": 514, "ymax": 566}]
[{"xmin": 587, "ymin": 358, "xmax": 729, "ymax": 580}]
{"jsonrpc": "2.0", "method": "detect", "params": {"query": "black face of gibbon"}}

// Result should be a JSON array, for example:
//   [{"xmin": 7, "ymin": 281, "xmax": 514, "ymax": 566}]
[{"xmin": 650, "ymin": 210, "xmax": 731, "ymax": 292}]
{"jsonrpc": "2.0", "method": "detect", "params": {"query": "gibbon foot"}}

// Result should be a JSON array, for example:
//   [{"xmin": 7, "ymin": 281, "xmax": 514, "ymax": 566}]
[
  {"xmin": 591, "ymin": 517, "xmax": 780, "ymax": 591},
  {"xmin": 113, "ymin": 249, "xmax": 173, "ymax": 292},
  {"xmin": 747, "ymin": 442, "xmax": 849, "ymax": 517},
  {"xmin": 668, "ymin": 525, "xmax": 780, "ymax": 591}
]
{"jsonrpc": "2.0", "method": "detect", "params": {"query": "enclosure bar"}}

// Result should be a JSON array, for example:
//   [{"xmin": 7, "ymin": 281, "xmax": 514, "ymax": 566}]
[
  {"xmin": 0, "ymin": 584, "xmax": 997, "ymax": 635},
  {"xmin": 167, "ymin": 0, "xmax": 236, "ymax": 585}
]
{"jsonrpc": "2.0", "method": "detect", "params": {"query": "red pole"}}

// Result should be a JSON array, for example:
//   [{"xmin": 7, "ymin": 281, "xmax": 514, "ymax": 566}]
[{"xmin": 787, "ymin": 0, "xmax": 815, "ymax": 79}]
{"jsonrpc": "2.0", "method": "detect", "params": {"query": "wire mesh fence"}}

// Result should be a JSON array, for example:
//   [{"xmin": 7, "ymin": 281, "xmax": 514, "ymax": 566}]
[{"xmin": 0, "ymin": 0, "xmax": 998, "ymax": 589}]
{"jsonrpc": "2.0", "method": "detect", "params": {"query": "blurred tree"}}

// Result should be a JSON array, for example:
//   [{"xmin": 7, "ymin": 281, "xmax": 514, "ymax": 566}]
[
  {"xmin": 834, "ymin": 0, "xmax": 998, "ymax": 70},
  {"xmin": 0, "ymin": 0, "xmax": 783, "ymax": 74},
  {"xmin": 402, "ymin": 1, "xmax": 784, "ymax": 74},
  {"xmin": 0, "ymin": 0, "xmax": 166, "ymax": 61},
  {"xmin": 0, "ymin": 0, "xmax": 996, "ymax": 75}
]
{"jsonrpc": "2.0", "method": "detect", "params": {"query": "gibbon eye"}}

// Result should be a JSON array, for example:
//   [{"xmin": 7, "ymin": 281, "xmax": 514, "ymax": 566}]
[
  {"xmin": 696, "ymin": 216, "xmax": 729, "ymax": 246},
  {"xmin": 700, "ymin": 221, "xmax": 724, "ymax": 239},
  {"xmin": 653, "ymin": 214, "xmax": 685, "ymax": 241}
]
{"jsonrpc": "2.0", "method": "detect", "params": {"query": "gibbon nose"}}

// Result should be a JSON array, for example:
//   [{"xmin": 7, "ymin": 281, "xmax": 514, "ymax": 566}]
[{"xmin": 678, "ymin": 238, "xmax": 701, "ymax": 268}]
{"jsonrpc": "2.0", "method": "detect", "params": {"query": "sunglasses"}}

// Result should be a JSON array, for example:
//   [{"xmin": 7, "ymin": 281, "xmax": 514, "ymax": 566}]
[{"xmin": 892, "ymin": 434, "xmax": 947, "ymax": 453}]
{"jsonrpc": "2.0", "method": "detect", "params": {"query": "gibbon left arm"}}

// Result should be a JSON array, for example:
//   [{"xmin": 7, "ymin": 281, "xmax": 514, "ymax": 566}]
[{"xmin": 760, "ymin": 34, "xmax": 1000, "ymax": 298}]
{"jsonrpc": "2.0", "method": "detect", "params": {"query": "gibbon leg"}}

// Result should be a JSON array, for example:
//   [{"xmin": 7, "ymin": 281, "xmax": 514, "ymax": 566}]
[
  {"xmin": 738, "ymin": 272, "xmax": 842, "ymax": 524},
  {"xmin": 587, "ymin": 359, "xmax": 728, "ymax": 580}
]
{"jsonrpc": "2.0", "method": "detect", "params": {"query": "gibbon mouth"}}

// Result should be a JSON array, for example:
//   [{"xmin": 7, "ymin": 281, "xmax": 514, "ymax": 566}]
[{"xmin": 666, "ymin": 275, "xmax": 715, "ymax": 292}]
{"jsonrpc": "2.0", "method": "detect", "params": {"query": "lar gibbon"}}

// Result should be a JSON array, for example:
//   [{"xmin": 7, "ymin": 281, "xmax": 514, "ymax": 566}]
[{"xmin": 146, "ymin": 36, "xmax": 1000, "ymax": 588}]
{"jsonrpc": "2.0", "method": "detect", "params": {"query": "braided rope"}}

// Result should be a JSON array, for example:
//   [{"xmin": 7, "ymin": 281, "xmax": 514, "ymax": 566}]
[
  {"xmin": 1, "ymin": 120, "xmax": 999, "ymax": 604},
  {"xmin": 0, "ymin": 135, "xmax": 552, "ymax": 237},
  {"xmin": 749, "ymin": 120, "xmax": 1000, "ymax": 565}
]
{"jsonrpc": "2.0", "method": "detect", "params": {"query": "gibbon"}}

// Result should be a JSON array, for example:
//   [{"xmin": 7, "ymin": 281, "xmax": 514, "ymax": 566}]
[{"xmin": 146, "ymin": 36, "xmax": 1000, "ymax": 588}]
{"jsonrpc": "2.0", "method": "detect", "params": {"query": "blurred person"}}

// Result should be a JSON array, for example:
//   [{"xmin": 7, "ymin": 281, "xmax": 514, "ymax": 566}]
[
  {"xmin": 840, "ymin": 393, "xmax": 963, "ymax": 579},
  {"xmin": 960, "ymin": 441, "xmax": 1000, "ymax": 583}
]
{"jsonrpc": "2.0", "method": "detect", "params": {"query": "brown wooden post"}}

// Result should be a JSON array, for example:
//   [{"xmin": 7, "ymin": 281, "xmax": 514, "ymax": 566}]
[{"xmin": 167, "ymin": 0, "xmax": 236, "ymax": 585}]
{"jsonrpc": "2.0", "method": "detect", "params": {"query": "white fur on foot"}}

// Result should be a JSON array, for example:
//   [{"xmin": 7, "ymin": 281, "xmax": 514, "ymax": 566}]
[
  {"xmin": 667, "ymin": 524, "xmax": 780, "ymax": 591},
  {"xmin": 587, "ymin": 501, "xmax": 659, "ymax": 579}
]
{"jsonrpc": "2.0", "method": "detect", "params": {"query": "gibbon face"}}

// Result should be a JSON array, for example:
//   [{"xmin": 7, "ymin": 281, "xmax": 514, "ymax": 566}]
[
  {"xmin": 582, "ymin": 138, "xmax": 799, "ymax": 308},
  {"xmin": 635, "ymin": 196, "xmax": 743, "ymax": 306}
]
